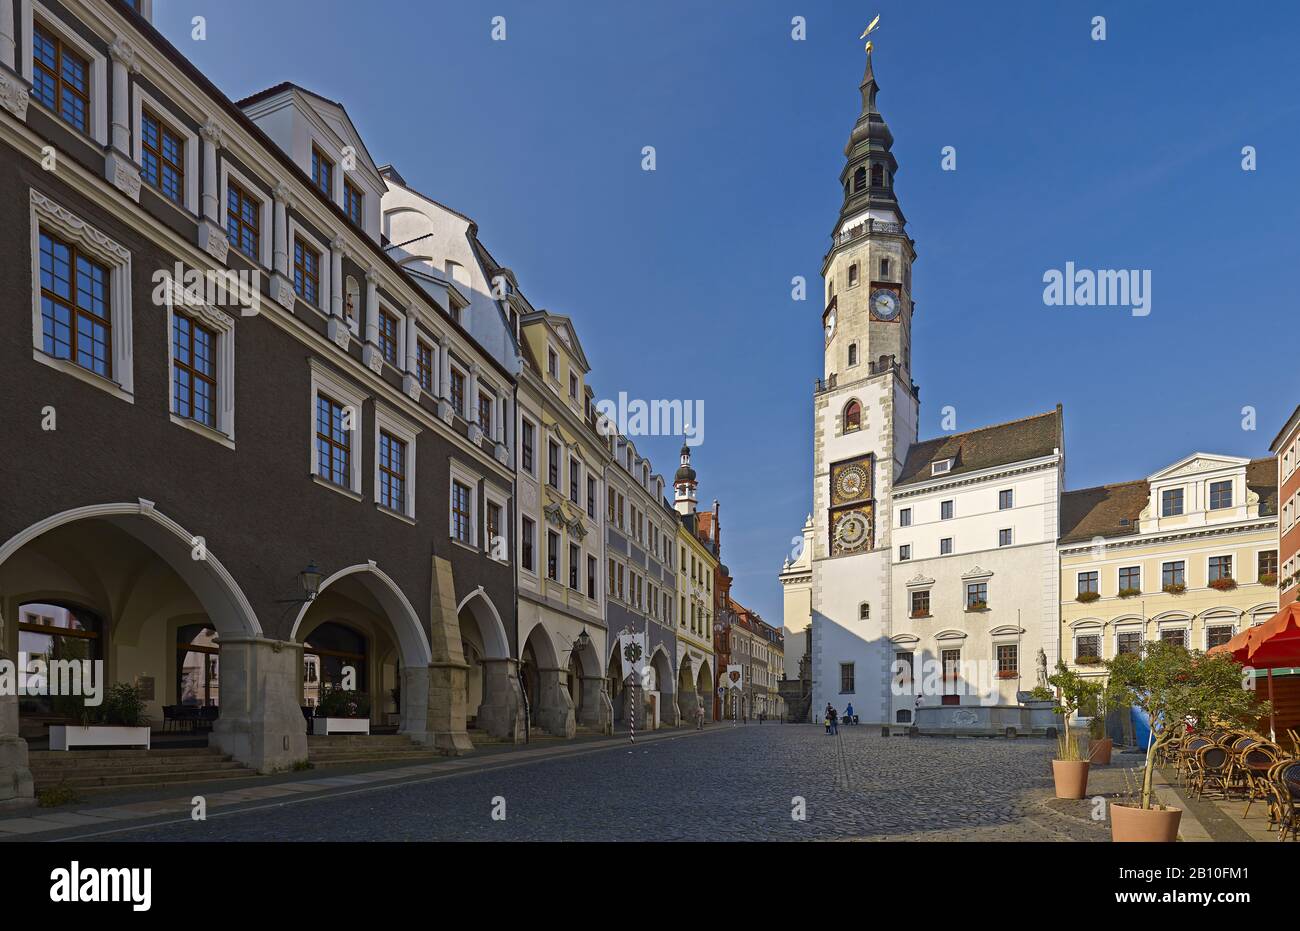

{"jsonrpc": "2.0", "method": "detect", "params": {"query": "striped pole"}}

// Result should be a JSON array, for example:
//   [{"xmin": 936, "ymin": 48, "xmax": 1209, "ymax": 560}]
[{"xmin": 630, "ymin": 676, "xmax": 637, "ymax": 743}]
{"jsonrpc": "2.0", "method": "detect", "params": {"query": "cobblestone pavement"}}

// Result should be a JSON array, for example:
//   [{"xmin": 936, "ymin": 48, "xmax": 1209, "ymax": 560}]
[{"xmin": 77, "ymin": 726, "xmax": 1113, "ymax": 842}]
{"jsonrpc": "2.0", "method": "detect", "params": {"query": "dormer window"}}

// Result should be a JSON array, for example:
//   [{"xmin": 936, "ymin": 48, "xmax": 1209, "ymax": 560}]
[
  {"xmin": 311, "ymin": 146, "xmax": 334, "ymax": 198},
  {"xmin": 547, "ymin": 347, "xmax": 558, "ymax": 378},
  {"xmin": 1209, "ymin": 480, "xmax": 1233, "ymax": 510},
  {"xmin": 931, "ymin": 459, "xmax": 952, "ymax": 476},
  {"xmin": 569, "ymin": 372, "xmax": 578, "ymax": 399},
  {"xmin": 1161, "ymin": 487, "xmax": 1183, "ymax": 517}
]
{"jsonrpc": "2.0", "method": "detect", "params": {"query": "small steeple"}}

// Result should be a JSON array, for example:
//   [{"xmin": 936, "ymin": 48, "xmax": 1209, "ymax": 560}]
[
  {"xmin": 835, "ymin": 48, "xmax": 904, "ymax": 233},
  {"xmin": 674, "ymin": 442, "xmax": 698, "ymax": 515}
]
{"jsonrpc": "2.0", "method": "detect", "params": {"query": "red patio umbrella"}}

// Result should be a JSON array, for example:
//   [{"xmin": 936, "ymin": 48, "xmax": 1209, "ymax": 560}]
[{"xmin": 1209, "ymin": 603, "xmax": 1300, "ymax": 740}]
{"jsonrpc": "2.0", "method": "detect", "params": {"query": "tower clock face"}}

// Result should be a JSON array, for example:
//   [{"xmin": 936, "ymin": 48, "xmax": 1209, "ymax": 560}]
[
  {"xmin": 832, "ymin": 509, "xmax": 872, "ymax": 553},
  {"xmin": 870, "ymin": 288, "xmax": 900, "ymax": 321},
  {"xmin": 824, "ymin": 308, "xmax": 837, "ymax": 342}
]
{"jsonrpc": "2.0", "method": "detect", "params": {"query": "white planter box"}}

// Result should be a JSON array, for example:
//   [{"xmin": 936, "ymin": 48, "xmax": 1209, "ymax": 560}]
[
  {"xmin": 48, "ymin": 725, "xmax": 151, "ymax": 751},
  {"xmin": 312, "ymin": 717, "xmax": 370, "ymax": 735}
]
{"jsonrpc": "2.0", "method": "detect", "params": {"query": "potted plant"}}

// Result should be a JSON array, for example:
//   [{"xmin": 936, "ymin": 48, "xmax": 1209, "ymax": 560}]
[
  {"xmin": 1104, "ymin": 640, "xmax": 1267, "ymax": 842},
  {"xmin": 312, "ymin": 689, "xmax": 372, "ymax": 735},
  {"xmin": 1117, "ymin": 587, "xmax": 1141, "ymax": 599},
  {"xmin": 966, "ymin": 600, "xmax": 988, "ymax": 612},
  {"xmin": 1259, "ymin": 572, "xmax": 1277, "ymax": 587},
  {"xmin": 1162, "ymin": 582, "xmax": 1187, "ymax": 595},
  {"xmin": 1046, "ymin": 662, "xmax": 1102, "ymax": 799},
  {"xmin": 48, "ymin": 683, "xmax": 152, "ymax": 751},
  {"xmin": 1208, "ymin": 577, "xmax": 1237, "ymax": 592},
  {"xmin": 1087, "ymin": 711, "xmax": 1112, "ymax": 764},
  {"xmin": 1076, "ymin": 591, "xmax": 1100, "ymax": 603},
  {"xmin": 1075, "ymin": 654, "xmax": 1102, "ymax": 667}
]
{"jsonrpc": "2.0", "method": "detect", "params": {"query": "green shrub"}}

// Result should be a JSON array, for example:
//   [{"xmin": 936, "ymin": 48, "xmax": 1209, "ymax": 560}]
[{"xmin": 316, "ymin": 689, "xmax": 370, "ymax": 719}]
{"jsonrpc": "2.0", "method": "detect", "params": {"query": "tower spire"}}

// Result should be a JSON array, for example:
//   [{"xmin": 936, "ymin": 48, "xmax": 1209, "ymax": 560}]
[
  {"xmin": 674, "ymin": 442, "xmax": 698, "ymax": 515},
  {"xmin": 834, "ymin": 35, "xmax": 903, "ymax": 233}
]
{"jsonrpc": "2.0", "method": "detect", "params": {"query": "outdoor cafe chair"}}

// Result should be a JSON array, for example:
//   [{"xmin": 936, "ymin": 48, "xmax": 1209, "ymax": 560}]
[
  {"xmin": 1241, "ymin": 743, "xmax": 1284, "ymax": 818},
  {"xmin": 1273, "ymin": 760, "xmax": 1300, "ymax": 842},
  {"xmin": 1191, "ymin": 744, "xmax": 1233, "ymax": 800}
]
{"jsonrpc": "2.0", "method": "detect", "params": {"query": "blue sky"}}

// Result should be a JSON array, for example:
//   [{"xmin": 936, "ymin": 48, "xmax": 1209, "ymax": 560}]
[{"xmin": 156, "ymin": 0, "xmax": 1299, "ymax": 624}]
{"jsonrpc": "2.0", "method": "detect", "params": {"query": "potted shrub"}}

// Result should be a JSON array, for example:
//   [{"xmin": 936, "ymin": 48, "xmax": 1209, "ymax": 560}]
[
  {"xmin": 1104, "ymin": 640, "xmax": 1267, "ymax": 842},
  {"xmin": 1208, "ymin": 577, "xmax": 1237, "ymax": 592},
  {"xmin": 313, "ymin": 689, "xmax": 372, "ymax": 735},
  {"xmin": 1162, "ymin": 582, "xmax": 1186, "ymax": 595},
  {"xmin": 1075, "ymin": 591, "xmax": 1100, "ymax": 604},
  {"xmin": 48, "ymin": 683, "xmax": 152, "ymax": 751},
  {"xmin": 1046, "ymin": 662, "xmax": 1102, "ymax": 799},
  {"xmin": 1117, "ymin": 587, "xmax": 1141, "ymax": 599}
]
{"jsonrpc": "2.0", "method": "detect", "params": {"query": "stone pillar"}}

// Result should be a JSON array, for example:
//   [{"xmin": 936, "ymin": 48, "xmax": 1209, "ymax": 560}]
[
  {"xmin": 533, "ymin": 667, "xmax": 576, "ymax": 738},
  {"xmin": 577, "ymin": 676, "xmax": 611, "ymax": 733},
  {"xmin": 269, "ymin": 184, "xmax": 294, "ymax": 310},
  {"xmin": 467, "ymin": 363, "xmax": 482, "ymax": 444},
  {"xmin": 424, "ymin": 556, "xmax": 472, "ymax": 754},
  {"xmin": 435, "ymin": 335, "xmax": 453, "ymax": 422},
  {"xmin": 401, "ymin": 310, "xmax": 420, "ymax": 399},
  {"xmin": 0, "ymin": 612, "xmax": 34, "ymax": 809},
  {"xmin": 104, "ymin": 38, "xmax": 141, "ymax": 201},
  {"xmin": 0, "ymin": 0, "xmax": 15, "ymax": 70},
  {"xmin": 210, "ymin": 636, "xmax": 308, "ymax": 773},
  {"xmin": 197, "ymin": 120, "xmax": 229, "ymax": 263},
  {"xmin": 362, "ymin": 268, "xmax": 383, "ymax": 372},
  {"xmin": 397, "ymin": 664, "xmax": 429, "ymax": 739},
  {"xmin": 477, "ymin": 658, "xmax": 524, "ymax": 741}
]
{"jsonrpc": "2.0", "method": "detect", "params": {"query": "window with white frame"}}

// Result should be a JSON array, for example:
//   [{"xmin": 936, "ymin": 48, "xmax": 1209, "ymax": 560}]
[
  {"xmin": 30, "ymin": 190, "xmax": 134, "ymax": 400},
  {"xmin": 164, "ymin": 280, "xmax": 235, "ymax": 443},
  {"xmin": 309, "ymin": 360, "xmax": 365, "ymax": 495},
  {"xmin": 287, "ymin": 218, "xmax": 331, "ymax": 311},
  {"xmin": 485, "ymin": 490, "xmax": 507, "ymax": 559},
  {"xmin": 449, "ymin": 462, "xmax": 480, "ymax": 546},
  {"xmin": 374, "ymin": 404, "xmax": 419, "ymax": 520},
  {"xmin": 219, "ymin": 162, "xmax": 272, "ymax": 267},
  {"xmin": 27, "ymin": 11, "xmax": 108, "ymax": 145},
  {"xmin": 132, "ymin": 87, "xmax": 199, "ymax": 212}
]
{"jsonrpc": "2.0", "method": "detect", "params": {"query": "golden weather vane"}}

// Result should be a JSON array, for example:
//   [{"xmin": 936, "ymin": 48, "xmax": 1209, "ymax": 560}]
[{"xmin": 860, "ymin": 13, "xmax": 881, "ymax": 55}]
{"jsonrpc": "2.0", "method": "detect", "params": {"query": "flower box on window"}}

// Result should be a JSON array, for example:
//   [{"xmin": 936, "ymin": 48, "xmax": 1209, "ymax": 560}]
[
  {"xmin": 1117, "ymin": 587, "xmax": 1141, "ymax": 599},
  {"xmin": 1208, "ymin": 577, "xmax": 1237, "ymax": 592},
  {"xmin": 1076, "ymin": 591, "xmax": 1100, "ymax": 603},
  {"xmin": 1075, "ymin": 655, "xmax": 1102, "ymax": 667},
  {"xmin": 1259, "ymin": 573, "xmax": 1278, "ymax": 587},
  {"xmin": 1162, "ymin": 582, "xmax": 1186, "ymax": 595},
  {"xmin": 965, "ymin": 601, "xmax": 988, "ymax": 612},
  {"xmin": 909, "ymin": 611, "xmax": 931, "ymax": 619},
  {"xmin": 996, "ymin": 670, "xmax": 1018, "ymax": 680}
]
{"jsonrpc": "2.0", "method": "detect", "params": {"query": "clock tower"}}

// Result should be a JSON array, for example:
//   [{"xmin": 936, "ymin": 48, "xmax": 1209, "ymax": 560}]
[{"xmin": 809, "ymin": 48, "xmax": 920, "ymax": 725}]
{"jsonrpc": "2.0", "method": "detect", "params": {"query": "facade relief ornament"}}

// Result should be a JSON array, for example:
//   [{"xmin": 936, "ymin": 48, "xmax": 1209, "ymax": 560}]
[
  {"xmin": 0, "ymin": 70, "xmax": 30, "ymax": 120},
  {"xmin": 200, "ymin": 119, "xmax": 224, "ymax": 147},
  {"xmin": 109, "ymin": 36, "xmax": 138, "ymax": 70}
]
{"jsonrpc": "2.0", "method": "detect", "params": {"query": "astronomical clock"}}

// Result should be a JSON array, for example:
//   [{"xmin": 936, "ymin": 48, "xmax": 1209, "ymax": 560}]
[{"xmin": 829, "ymin": 455, "xmax": 875, "ymax": 555}]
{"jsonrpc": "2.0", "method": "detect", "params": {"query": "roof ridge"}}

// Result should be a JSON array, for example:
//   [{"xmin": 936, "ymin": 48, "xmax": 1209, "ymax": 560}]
[
  {"xmin": 912, "ymin": 407, "xmax": 1059, "ymax": 448},
  {"xmin": 1063, "ymin": 479, "xmax": 1149, "ymax": 495}
]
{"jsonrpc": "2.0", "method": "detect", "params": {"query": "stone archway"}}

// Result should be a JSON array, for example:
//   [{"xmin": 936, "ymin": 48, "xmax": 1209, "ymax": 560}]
[
  {"xmin": 457, "ymin": 588, "xmax": 522, "ymax": 742},
  {"xmin": 696, "ymin": 659, "xmax": 712, "ymax": 722},
  {"xmin": 0, "ymin": 501, "xmax": 300, "ymax": 803},
  {"xmin": 289, "ymin": 561, "xmax": 432, "ymax": 738},
  {"xmin": 677, "ymin": 655, "xmax": 699, "ymax": 724},
  {"xmin": 649, "ymin": 646, "xmax": 676, "ymax": 727},
  {"xmin": 520, "ymin": 623, "xmax": 575, "ymax": 738}
]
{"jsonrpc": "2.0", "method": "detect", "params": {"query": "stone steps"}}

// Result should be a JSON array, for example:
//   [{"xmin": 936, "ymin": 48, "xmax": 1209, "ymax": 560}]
[
  {"xmin": 305, "ymin": 733, "xmax": 441, "ymax": 768},
  {"xmin": 30, "ymin": 746, "xmax": 257, "ymax": 793}
]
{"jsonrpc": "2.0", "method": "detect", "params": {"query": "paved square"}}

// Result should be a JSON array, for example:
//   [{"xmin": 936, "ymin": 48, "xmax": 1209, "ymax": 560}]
[{"xmin": 64, "ymin": 727, "xmax": 1112, "ymax": 842}]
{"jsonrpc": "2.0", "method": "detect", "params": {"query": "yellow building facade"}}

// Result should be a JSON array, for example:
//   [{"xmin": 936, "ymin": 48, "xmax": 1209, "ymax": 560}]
[
  {"xmin": 676, "ymin": 519, "xmax": 717, "ymax": 721},
  {"xmin": 1058, "ymin": 454, "xmax": 1279, "ymax": 693}
]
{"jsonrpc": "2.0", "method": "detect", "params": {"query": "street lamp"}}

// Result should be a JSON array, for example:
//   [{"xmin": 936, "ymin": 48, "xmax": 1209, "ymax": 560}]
[{"xmin": 277, "ymin": 562, "xmax": 323, "ymax": 604}]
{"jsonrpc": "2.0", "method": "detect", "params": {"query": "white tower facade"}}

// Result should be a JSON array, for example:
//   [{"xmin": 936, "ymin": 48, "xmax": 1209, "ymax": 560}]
[{"xmin": 809, "ymin": 52, "xmax": 920, "ymax": 724}]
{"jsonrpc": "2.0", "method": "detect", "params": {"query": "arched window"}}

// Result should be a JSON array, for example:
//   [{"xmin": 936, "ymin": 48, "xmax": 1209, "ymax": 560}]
[
  {"xmin": 848, "ymin": 343, "xmax": 858, "ymax": 366},
  {"xmin": 871, "ymin": 163, "xmax": 884, "ymax": 187},
  {"xmin": 843, "ymin": 400, "xmax": 862, "ymax": 433},
  {"xmin": 848, "ymin": 264, "xmax": 859, "ymax": 288},
  {"xmin": 344, "ymin": 276, "xmax": 360, "ymax": 327},
  {"xmin": 853, "ymin": 166, "xmax": 866, "ymax": 193},
  {"xmin": 859, "ymin": 602, "xmax": 870, "ymax": 620}
]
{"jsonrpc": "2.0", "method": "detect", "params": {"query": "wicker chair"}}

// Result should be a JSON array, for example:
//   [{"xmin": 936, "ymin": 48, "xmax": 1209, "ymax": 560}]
[
  {"xmin": 1191, "ymin": 744, "xmax": 1234, "ymax": 799},
  {"xmin": 1240, "ymin": 743, "xmax": 1284, "ymax": 817},
  {"xmin": 1273, "ymin": 760, "xmax": 1300, "ymax": 842},
  {"xmin": 1177, "ymin": 735, "xmax": 1214, "ymax": 786}
]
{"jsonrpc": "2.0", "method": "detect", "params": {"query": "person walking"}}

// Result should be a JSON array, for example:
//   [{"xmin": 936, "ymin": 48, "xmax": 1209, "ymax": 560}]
[
  {"xmin": 844, "ymin": 702, "xmax": 854, "ymax": 725},
  {"xmin": 830, "ymin": 705, "xmax": 839, "ymax": 735},
  {"xmin": 824, "ymin": 703, "xmax": 833, "ymax": 735}
]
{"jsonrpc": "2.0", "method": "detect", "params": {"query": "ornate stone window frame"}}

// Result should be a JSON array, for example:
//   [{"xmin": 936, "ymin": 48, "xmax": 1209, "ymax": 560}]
[
  {"xmin": 29, "ymin": 188, "xmax": 134, "ymax": 402},
  {"xmin": 219, "ymin": 159, "xmax": 272, "ymax": 268}
]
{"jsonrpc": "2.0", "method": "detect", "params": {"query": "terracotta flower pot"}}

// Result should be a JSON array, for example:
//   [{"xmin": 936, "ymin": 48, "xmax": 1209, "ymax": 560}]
[
  {"xmin": 1051, "ymin": 759, "xmax": 1090, "ymax": 799},
  {"xmin": 1110, "ymin": 804, "xmax": 1181, "ymax": 842},
  {"xmin": 1089, "ymin": 737, "xmax": 1113, "ymax": 765}
]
